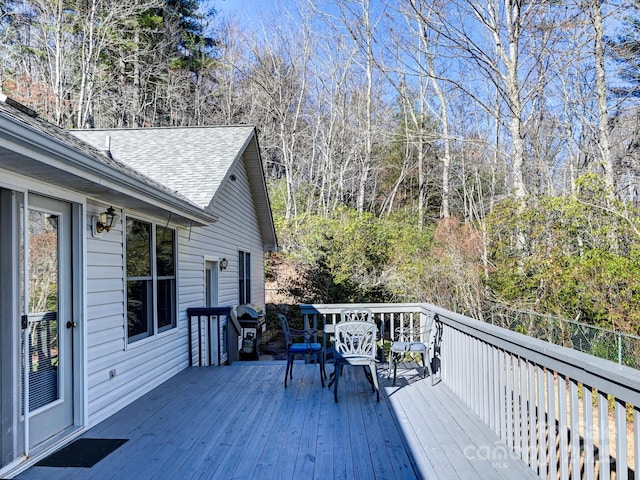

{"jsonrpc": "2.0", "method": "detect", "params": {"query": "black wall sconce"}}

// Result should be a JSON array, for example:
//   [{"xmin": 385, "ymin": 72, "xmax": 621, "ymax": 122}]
[
  {"xmin": 92, "ymin": 206, "xmax": 119, "ymax": 237},
  {"xmin": 220, "ymin": 258, "xmax": 228, "ymax": 271}
]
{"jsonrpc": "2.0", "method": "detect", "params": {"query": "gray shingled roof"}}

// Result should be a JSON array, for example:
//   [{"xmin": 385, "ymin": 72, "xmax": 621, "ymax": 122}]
[
  {"xmin": 71, "ymin": 126, "xmax": 278, "ymax": 251},
  {"xmin": 72, "ymin": 126, "xmax": 255, "ymax": 209}
]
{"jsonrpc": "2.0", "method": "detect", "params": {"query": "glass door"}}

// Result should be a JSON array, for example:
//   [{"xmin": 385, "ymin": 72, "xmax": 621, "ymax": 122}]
[
  {"xmin": 205, "ymin": 261, "xmax": 219, "ymax": 308},
  {"xmin": 24, "ymin": 194, "xmax": 73, "ymax": 447}
]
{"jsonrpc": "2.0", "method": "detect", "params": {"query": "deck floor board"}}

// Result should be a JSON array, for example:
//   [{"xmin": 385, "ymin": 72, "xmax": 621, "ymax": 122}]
[{"xmin": 16, "ymin": 362, "xmax": 538, "ymax": 480}]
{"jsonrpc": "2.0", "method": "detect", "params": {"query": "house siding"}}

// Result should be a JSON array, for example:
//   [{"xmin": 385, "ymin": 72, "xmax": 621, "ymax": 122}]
[
  {"xmin": 84, "ymin": 154, "xmax": 266, "ymax": 427},
  {"xmin": 85, "ymin": 200, "xmax": 186, "ymax": 426},
  {"xmin": 226, "ymin": 155, "xmax": 267, "ymax": 309}
]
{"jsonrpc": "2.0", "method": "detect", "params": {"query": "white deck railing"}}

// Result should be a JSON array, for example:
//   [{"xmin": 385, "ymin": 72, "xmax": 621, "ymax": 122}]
[{"xmin": 300, "ymin": 302, "xmax": 640, "ymax": 479}]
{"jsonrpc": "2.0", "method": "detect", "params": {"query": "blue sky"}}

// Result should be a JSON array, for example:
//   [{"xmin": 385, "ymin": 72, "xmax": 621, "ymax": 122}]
[{"xmin": 212, "ymin": 0, "xmax": 284, "ymax": 20}]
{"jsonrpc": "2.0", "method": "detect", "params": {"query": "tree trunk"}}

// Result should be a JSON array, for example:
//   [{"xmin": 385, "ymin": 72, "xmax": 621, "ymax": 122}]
[
  {"xmin": 503, "ymin": 0, "xmax": 526, "ymax": 199},
  {"xmin": 591, "ymin": 0, "xmax": 615, "ymax": 194}
]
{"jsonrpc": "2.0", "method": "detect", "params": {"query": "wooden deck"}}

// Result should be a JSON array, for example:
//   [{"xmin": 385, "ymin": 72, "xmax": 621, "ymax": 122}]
[{"xmin": 16, "ymin": 362, "xmax": 538, "ymax": 480}]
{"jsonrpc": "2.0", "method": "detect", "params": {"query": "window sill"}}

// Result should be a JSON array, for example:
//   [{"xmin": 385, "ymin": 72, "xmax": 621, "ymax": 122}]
[{"xmin": 125, "ymin": 326, "xmax": 179, "ymax": 350}]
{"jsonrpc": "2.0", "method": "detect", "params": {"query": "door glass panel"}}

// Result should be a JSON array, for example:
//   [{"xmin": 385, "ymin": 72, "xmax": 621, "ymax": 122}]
[
  {"xmin": 27, "ymin": 211, "xmax": 60, "ymax": 411},
  {"xmin": 205, "ymin": 261, "xmax": 219, "ymax": 307},
  {"xmin": 205, "ymin": 265, "xmax": 211, "ymax": 307}
]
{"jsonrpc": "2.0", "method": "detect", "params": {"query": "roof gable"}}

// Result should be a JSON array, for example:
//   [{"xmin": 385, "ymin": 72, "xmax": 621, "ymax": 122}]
[
  {"xmin": 72, "ymin": 126, "xmax": 254, "ymax": 209},
  {"xmin": 71, "ymin": 126, "xmax": 277, "ymax": 251}
]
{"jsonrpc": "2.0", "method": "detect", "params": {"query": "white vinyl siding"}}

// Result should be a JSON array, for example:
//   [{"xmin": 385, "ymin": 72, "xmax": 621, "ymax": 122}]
[
  {"xmin": 84, "ymin": 157, "xmax": 266, "ymax": 426},
  {"xmin": 85, "ymin": 202, "xmax": 184, "ymax": 426}
]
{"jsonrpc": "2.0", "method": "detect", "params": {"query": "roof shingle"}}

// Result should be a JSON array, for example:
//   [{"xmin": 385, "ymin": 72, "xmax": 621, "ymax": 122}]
[{"xmin": 72, "ymin": 126, "xmax": 256, "ymax": 209}]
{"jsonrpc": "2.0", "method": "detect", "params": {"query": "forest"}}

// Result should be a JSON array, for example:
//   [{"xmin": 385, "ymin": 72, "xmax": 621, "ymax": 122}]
[{"xmin": 2, "ymin": 0, "xmax": 640, "ymax": 339}]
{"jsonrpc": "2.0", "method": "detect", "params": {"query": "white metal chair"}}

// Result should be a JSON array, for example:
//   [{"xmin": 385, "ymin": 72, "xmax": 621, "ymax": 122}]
[
  {"xmin": 279, "ymin": 314, "xmax": 325, "ymax": 388},
  {"xmin": 339, "ymin": 306, "xmax": 386, "ymax": 362},
  {"xmin": 327, "ymin": 306, "xmax": 376, "ymax": 383},
  {"xmin": 332, "ymin": 320, "xmax": 380, "ymax": 402},
  {"xmin": 389, "ymin": 311, "xmax": 437, "ymax": 386}
]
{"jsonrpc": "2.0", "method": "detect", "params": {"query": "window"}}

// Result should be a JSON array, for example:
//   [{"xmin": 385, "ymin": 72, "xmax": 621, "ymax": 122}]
[
  {"xmin": 156, "ymin": 225, "xmax": 176, "ymax": 332},
  {"xmin": 126, "ymin": 219, "xmax": 152, "ymax": 342},
  {"xmin": 239, "ymin": 251, "xmax": 251, "ymax": 304},
  {"xmin": 126, "ymin": 217, "xmax": 176, "ymax": 343}
]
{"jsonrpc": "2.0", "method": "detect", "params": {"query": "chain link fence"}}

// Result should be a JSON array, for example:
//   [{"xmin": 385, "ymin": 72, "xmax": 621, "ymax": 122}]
[{"xmin": 488, "ymin": 305, "xmax": 640, "ymax": 369}]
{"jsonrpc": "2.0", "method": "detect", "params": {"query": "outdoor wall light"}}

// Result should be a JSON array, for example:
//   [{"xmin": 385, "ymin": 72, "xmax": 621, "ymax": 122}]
[
  {"xmin": 220, "ymin": 258, "xmax": 228, "ymax": 271},
  {"xmin": 93, "ymin": 206, "xmax": 119, "ymax": 237}
]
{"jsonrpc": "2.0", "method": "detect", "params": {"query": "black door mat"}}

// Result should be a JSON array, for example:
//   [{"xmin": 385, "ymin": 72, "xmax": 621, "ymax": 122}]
[{"xmin": 35, "ymin": 438, "xmax": 128, "ymax": 468}]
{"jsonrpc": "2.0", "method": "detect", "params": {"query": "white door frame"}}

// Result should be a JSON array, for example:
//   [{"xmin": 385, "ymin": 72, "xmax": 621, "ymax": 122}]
[
  {"xmin": 24, "ymin": 194, "xmax": 74, "ymax": 449},
  {"xmin": 20, "ymin": 191, "xmax": 84, "ymax": 460}
]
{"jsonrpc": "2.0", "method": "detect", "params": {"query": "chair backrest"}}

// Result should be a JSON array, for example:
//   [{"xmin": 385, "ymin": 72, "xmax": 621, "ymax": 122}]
[
  {"xmin": 278, "ymin": 313, "xmax": 293, "ymax": 346},
  {"xmin": 395, "ymin": 311, "xmax": 436, "ymax": 343},
  {"xmin": 340, "ymin": 307, "xmax": 373, "ymax": 323},
  {"xmin": 279, "ymin": 313, "xmax": 316, "ymax": 346},
  {"xmin": 334, "ymin": 321, "xmax": 378, "ymax": 359}
]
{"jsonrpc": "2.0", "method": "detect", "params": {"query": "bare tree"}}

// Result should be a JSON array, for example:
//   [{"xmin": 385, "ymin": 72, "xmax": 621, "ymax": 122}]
[
  {"xmin": 28, "ymin": 0, "xmax": 72, "ymax": 125},
  {"xmin": 211, "ymin": 21, "xmax": 249, "ymax": 125},
  {"xmin": 424, "ymin": 0, "xmax": 567, "ymax": 201},
  {"xmin": 312, "ymin": 0, "xmax": 387, "ymax": 213},
  {"xmin": 2, "ymin": 0, "xmax": 163, "ymax": 127},
  {"xmin": 587, "ymin": 0, "xmax": 615, "ymax": 194},
  {"xmin": 307, "ymin": 31, "xmax": 359, "ymax": 216},
  {"xmin": 390, "ymin": 0, "xmax": 454, "ymax": 223},
  {"xmin": 242, "ymin": 5, "xmax": 315, "ymax": 220},
  {"xmin": 0, "ymin": 0, "xmax": 77, "ymax": 125},
  {"xmin": 74, "ymin": 0, "xmax": 163, "ymax": 128}
]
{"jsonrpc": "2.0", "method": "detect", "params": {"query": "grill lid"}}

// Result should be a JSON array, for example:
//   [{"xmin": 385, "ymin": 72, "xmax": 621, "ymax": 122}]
[{"xmin": 236, "ymin": 304, "xmax": 262, "ymax": 319}]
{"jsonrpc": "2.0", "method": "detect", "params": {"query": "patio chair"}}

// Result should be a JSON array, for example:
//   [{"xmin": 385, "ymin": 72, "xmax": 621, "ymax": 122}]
[
  {"xmin": 279, "ymin": 314, "xmax": 326, "ymax": 388},
  {"xmin": 339, "ymin": 306, "xmax": 385, "ymax": 361},
  {"xmin": 389, "ymin": 311, "xmax": 437, "ymax": 386},
  {"xmin": 332, "ymin": 320, "xmax": 380, "ymax": 403},
  {"xmin": 327, "ymin": 307, "xmax": 376, "ymax": 384}
]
